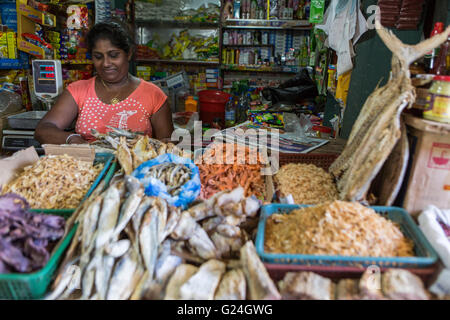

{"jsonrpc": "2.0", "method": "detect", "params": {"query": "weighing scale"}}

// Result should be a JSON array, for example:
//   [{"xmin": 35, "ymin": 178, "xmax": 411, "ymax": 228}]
[{"xmin": 2, "ymin": 60, "xmax": 63, "ymax": 154}]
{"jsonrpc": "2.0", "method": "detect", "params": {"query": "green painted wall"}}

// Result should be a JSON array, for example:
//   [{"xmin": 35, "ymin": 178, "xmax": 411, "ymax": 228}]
[{"xmin": 340, "ymin": 0, "xmax": 426, "ymax": 138}]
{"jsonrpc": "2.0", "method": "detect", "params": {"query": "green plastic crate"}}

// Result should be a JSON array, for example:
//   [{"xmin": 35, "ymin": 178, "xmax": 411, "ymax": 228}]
[
  {"xmin": 32, "ymin": 152, "xmax": 115, "ymax": 216},
  {"xmin": 0, "ymin": 222, "xmax": 78, "ymax": 300},
  {"xmin": 0, "ymin": 155, "xmax": 117, "ymax": 300}
]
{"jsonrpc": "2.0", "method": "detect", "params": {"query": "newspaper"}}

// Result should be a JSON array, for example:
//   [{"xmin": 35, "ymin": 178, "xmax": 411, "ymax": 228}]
[{"xmin": 212, "ymin": 122, "xmax": 329, "ymax": 154}]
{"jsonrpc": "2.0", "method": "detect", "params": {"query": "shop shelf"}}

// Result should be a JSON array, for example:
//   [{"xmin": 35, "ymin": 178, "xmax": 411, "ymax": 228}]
[
  {"xmin": 221, "ymin": 64, "xmax": 300, "ymax": 73},
  {"xmin": 17, "ymin": 38, "xmax": 56, "ymax": 59},
  {"xmin": 135, "ymin": 58, "xmax": 219, "ymax": 66},
  {"xmin": 255, "ymin": 204, "xmax": 439, "ymax": 268},
  {"xmin": 223, "ymin": 44, "xmax": 274, "ymax": 48},
  {"xmin": 0, "ymin": 58, "xmax": 28, "ymax": 69},
  {"xmin": 223, "ymin": 19, "xmax": 312, "ymax": 30},
  {"xmin": 17, "ymin": 3, "xmax": 56, "ymax": 27},
  {"xmin": 134, "ymin": 19, "xmax": 219, "ymax": 29},
  {"xmin": 61, "ymin": 59, "xmax": 93, "ymax": 65}
]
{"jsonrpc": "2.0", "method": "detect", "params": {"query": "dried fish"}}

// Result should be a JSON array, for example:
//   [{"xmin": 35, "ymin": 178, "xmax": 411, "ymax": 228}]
[
  {"xmin": 106, "ymin": 250, "xmax": 139, "ymax": 300},
  {"xmin": 179, "ymin": 260, "xmax": 226, "ymax": 300},
  {"xmin": 139, "ymin": 209, "xmax": 159, "ymax": 278},
  {"xmin": 214, "ymin": 269, "xmax": 246, "ymax": 300},
  {"xmin": 143, "ymin": 163, "xmax": 192, "ymax": 196},
  {"xmin": 240, "ymin": 241, "xmax": 281, "ymax": 300},
  {"xmin": 330, "ymin": 22, "xmax": 450, "ymax": 202},
  {"xmin": 117, "ymin": 137, "xmax": 133, "ymax": 176},
  {"xmin": 95, "ymin": 183, "xmax": 123, "ymax": 249},
  {"xmin": 278, "ymin": 272, "xmax": 335, "ymax": 300},
  {"xmin": 164, "ymin": 264, "xmax": 199, "ymax": 300}
]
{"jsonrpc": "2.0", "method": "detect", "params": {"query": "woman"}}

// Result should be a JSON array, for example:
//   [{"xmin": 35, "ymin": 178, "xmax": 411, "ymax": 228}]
[{"xmin": 35, "ymin": 22, "xmax": 174, "ymax": 145}]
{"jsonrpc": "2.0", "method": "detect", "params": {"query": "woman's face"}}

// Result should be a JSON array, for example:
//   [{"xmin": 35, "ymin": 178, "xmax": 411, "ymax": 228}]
[{"xmin": 91, "ymin": 38, "xmax": 131, "ymax": 83}]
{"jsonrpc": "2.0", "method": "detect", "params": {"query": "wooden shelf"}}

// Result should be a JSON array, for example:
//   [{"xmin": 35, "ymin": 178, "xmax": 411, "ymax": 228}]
[{"xmin": 135, "ymin": 59, "xmax": 219, "ymax": 66}]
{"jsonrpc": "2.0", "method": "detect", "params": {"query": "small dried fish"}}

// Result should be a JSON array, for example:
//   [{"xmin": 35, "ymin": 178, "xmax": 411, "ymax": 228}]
[{"xmin": 144, "ymin": 163, "xmax": 192, "ymax": 196}]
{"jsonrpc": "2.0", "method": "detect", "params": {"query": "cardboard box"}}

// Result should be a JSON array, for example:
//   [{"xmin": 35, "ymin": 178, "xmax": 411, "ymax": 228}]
[{"xmin": 400, "ymin": 114, "xmax": 450, "ymax": 217}]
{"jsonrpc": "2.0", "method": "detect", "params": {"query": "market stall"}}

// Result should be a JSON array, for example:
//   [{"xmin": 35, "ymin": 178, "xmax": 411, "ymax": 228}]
[{"xmin": 0, "ymin": 0, "xmax": 450, "ymax": 302}]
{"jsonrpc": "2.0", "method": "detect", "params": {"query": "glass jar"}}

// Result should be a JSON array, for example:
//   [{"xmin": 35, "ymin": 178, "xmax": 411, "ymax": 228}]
[{"xmin": 423, "ymin": 75, "xmax": 450, "ymax": 123}]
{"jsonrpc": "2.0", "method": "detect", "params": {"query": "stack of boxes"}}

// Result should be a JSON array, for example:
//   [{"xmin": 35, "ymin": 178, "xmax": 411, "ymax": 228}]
[
  {"xmin": 206, "ymin": 68, "xmax": 219, "ymax": 88},
  {"xmin": 0, "ymin": 29, "xmax": 17, "ymax": 59},
  {"xmin": 136, "ymin": 66, "xmax": 152, "ymax": 81},
  {"xmin": 0, "ymin": 2, "xmax": 17, "ymax": 31}
]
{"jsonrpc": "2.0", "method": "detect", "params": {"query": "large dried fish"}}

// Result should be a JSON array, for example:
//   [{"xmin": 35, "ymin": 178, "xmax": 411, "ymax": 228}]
[
  {"xmin": 214, "ymin": 269, "xmax": 246, "ymax": 300},
  {"xmin": 278, "ymin": 272, "xmax": 335, "ymax": 300},
  {"xmin": 95, "ymin": 183, "xmax": 123, "ymax": 249},
  {"xmin": 139, "ymin": 209, "xmax": 159, "ymax": 278},
  {"xmin": 329, "ymin": 21, "xmax": 450, "ymax": 202},
  {"xmin": 106, "ymin": 251, "xmax": 138, "ymax": 300},
  {"xmin": 179, "ymin": 259, "xmax": 226, "ymax": 300},
  {"xmin": 240, "ymin": 241, "xmax": 281, "ymax": 300},
  {"xmin": 164, "ymin": 264, "xmax": 199, "ymax": 300}
]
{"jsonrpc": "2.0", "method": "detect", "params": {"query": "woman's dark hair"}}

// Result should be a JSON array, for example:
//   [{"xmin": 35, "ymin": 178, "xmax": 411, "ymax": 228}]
[{"xmin": 87, "ymin": 21, "xmax": 134, "ymax": 54}]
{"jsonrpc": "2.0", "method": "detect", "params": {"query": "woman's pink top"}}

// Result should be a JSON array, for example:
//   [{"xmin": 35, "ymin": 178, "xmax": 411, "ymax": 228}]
[{"xmin": 67, "ymin": 77, "xmax": 167, "ymax": 141}]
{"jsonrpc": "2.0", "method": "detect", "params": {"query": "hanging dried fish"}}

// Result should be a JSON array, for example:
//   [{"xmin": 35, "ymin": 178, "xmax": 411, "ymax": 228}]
[{"xmin": 330, "ymin": 21, "xmax": 450, "ymax": 202}]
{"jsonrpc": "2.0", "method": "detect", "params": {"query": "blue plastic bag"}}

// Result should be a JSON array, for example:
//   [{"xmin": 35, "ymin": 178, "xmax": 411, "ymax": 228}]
[{"xmin": 132, "ymin": 153, "xmax": 201, "ymax": 209}]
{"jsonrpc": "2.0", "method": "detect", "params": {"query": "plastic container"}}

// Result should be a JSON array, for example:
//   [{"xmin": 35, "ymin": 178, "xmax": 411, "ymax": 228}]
[
  {"xmin": 255, "ymin": 204, "xmax": 439, "ymax": 268},
  {"xmin": 263, "ymin": 263, "xmax": 438, "ymax": 286},
  {"xmin": 0, "ymin": 222, "xmax": 77, "ymax": 300},
  {"xmin": 33, "ymin": 152, "xmax": 115, "ymax": 215},
  {"xmin": 184, "ymin": 96, "xmax": 198, "ymax": 112},
  {"xmin": 423, "ymin": 75, "xmax": 450, "ymax": 124},
  {"xmin": 278, "ymin": 153, "xmax": 340, "ymax": 171},
  {"xmin": 198, "ymin": 90, "xmax": 232, "ymax": 125}
]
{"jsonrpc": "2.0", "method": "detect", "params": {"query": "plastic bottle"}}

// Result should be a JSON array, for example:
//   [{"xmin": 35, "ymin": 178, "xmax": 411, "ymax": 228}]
[
  {"xmin": 225, "ymin": 97, "xmax": 236, "ymax": 127},
  {"xmin": 185, "ymin": 96, "xmax": 198, "ymax": 112},
  {"xmin": 432, "ymin": 36, "xmax": 450, "ymax": 75},
  {"xmin": 425, "ymin": 22, "xmax": 444, "ymax": 72},
  {"xmin": 250, "ymin": 0, "xmax": 257, "ymax": 19}
]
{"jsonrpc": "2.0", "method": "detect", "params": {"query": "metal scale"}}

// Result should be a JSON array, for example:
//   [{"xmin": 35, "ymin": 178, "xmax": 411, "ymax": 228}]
[{"xmin": 2, "ymin": 60, "xmax": 62, "ymax": 153}]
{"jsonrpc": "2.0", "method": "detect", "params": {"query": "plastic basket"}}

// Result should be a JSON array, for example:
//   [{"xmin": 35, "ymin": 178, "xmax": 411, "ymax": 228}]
[
  {"xmin": 0, "ymin": 222, "xmax": 77, "ymax": 300},
  {"xmin": 255, "ymin": 204, "xmax": 439, "ymax": 268},
  {"xmin": 277, "ymin": 153, "xmax": 339, "ymax": 171},
  {"xmin": 33, "ymin": 152, "xmax": 115, "ymax": 215}
]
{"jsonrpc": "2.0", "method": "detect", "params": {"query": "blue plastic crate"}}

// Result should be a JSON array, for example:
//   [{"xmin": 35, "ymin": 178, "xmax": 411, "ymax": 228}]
[{"xmin": 255, "ymin": 204, "xmax": 439, "ymax": 268}]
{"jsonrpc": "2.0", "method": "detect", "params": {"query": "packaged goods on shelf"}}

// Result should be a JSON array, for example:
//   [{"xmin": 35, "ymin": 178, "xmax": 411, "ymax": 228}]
[
  {"xmin": 134, "ymin": 0, "xmax": 220, "ymax": 22},
  {"xmin": 225, "ymin": 0, "xmax": 311, "ymax": 21}
]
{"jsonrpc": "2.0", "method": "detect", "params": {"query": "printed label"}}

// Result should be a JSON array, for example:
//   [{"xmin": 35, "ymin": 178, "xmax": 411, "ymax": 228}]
[{"xmin": 428, "ymin": 142, "xmax": 450, "ymax": 170}]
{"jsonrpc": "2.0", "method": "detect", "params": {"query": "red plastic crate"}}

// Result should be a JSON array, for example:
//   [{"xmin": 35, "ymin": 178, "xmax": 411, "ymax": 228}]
[
  {"xmin": 264, "ymin": 263, "xmax": 438, "ymax": 286},
  {"xmin": 278, "ymin": 153, "xmax": 340, "ymax": 171}
]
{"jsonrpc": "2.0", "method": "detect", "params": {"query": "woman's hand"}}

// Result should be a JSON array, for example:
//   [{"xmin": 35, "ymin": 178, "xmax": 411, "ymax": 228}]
[{"xmin": 67, "ymin": 134, "xmax": 88, "ymax": 144}]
